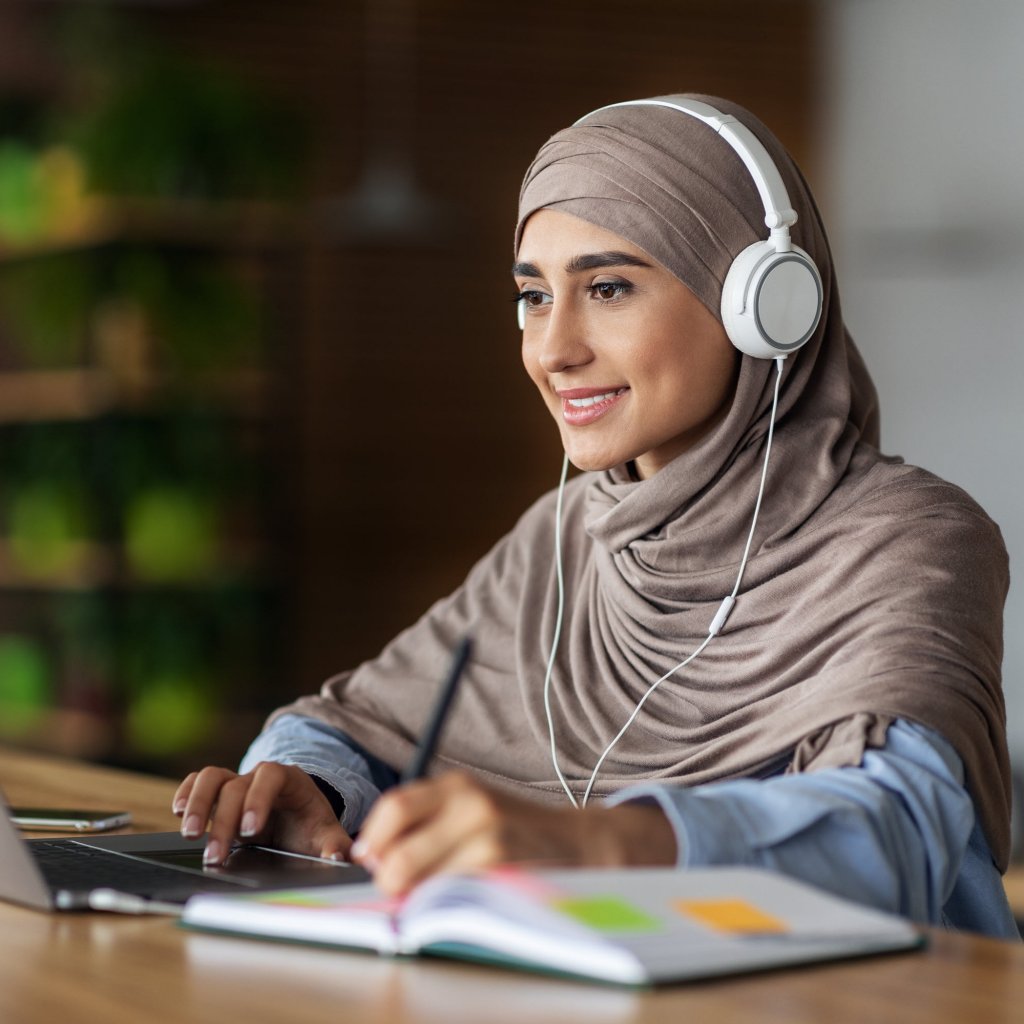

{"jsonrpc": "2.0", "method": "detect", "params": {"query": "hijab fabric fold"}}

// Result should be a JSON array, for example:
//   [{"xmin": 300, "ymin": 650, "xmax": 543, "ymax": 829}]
[{"xmin": 278, "ymin": 95, "xmax": 1011, "ymax": 869}]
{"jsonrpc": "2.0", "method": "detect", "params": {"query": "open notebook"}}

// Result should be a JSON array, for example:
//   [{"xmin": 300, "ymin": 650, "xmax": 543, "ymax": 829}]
[{"xmin": 181, "ymin": 865, "xmax": 923, "ymax": 986}]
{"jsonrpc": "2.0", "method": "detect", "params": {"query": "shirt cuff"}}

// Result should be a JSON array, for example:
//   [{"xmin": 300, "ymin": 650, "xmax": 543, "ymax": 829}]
[
  {"xmin": 308, "ymin": 773, "xmax": 347, "ymax": 820},
  {"xmin": 604, "ymin": 787, "xmax": 690, "ymax": 865}
]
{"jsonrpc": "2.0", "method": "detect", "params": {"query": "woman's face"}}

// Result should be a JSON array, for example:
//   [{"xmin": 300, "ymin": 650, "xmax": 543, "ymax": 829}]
[{"xmin": 515, "ymin": 209, "xmax": 738, "ymax": 479}]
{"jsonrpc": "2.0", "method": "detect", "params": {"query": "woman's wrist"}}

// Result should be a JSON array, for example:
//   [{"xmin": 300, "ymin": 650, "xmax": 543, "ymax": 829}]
[{"xmin": 576, "ymin": 803, "xmax": 678, "ymax": 867}]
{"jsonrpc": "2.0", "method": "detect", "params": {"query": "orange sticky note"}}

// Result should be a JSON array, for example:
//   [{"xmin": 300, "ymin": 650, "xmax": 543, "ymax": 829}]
[{"xmin": 675, "ymin": 898, "xmax": 788, "ymax": 934}]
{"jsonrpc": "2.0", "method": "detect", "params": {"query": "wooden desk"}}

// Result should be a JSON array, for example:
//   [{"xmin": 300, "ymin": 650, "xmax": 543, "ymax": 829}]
[{"xmin": 2, "ymin": 746, "xmax": 1023, "ymax": 1024}]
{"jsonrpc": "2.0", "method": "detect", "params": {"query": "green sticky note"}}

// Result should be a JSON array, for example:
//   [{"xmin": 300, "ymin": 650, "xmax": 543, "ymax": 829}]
[{"xmin": 554, "ymin": 896, "xmax": 661, "ymax": 933}]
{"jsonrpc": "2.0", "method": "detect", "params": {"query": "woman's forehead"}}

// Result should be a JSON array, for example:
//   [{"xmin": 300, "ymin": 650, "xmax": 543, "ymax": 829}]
[{"xmin": 516, "ymin": 210, "xmax": 655, "ymax": 267}]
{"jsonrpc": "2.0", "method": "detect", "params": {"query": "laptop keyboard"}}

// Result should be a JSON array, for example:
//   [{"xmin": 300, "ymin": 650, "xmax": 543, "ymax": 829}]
[{"xmin": 31, "ymin": 840, "xmax": 242, "ymax": 901}]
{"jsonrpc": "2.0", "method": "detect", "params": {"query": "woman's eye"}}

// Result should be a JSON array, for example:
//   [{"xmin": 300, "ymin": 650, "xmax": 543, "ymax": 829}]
[
  {"xmin": 590, "ymin": 280, "xmax": 632, "ymax": 301},
  {"xmin": 515, "ymin": 289, "xmax": 551, "ymax": 309}
]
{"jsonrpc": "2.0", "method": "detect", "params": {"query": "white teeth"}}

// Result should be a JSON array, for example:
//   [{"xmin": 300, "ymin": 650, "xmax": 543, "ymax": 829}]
[{"xmin": 567, "ymin": 391, "xmax": 619, "ymax": 408}]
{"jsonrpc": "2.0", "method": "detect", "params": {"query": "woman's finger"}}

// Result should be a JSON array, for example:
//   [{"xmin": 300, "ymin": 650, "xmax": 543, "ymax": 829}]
[
  {"xmin": 363, "ymin": 776, "xmax": 510, "ymax": 894},
  {"xmin": 371, "ymin": 816, "xmax": 497, "ymax": 896},
  {"xmin": 172, "ymin": 772, "xmax": 198, "ymax": 816},
  {"xmin": 203, "ymin": 775, "xmax": 252, "ymax": 865},
  {"xmin": 180, "ymin": 766, "xmax": 239, "ymax": 839},
  {"xmin": 240, "ymin": 763, "xmax": 354, "ymax": 861},
  {"xmin": 243, "ymin": 762, "xmax": 326, "ymax": 848},
  {"xmin": 355, "ymin": 775, "xmax": 452, "ymax": 859}
]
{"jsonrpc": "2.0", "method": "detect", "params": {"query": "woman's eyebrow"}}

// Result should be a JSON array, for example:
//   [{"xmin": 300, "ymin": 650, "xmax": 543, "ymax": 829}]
[
  {"xmin": 512, "ymin": 251, "xmax": 652, "ymax": 278},
  {"xmin": 512, "ymin": 260, "xmax": 541, "ymax": 278},
  {"xmin": 565, "ymin": 251, "xmax": 652, "ymax": 274}
]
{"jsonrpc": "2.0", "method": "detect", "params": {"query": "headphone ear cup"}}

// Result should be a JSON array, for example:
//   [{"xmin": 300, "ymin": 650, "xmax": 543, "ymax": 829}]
[{"xmin": 721, "ymin": 242, "xmax": 823, "ymax": 360}]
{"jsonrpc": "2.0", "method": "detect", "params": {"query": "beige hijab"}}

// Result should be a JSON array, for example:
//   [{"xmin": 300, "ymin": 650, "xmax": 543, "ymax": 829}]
[{"xmin": 279, "ymin": 95, "xmax": 1011, "ymax": 869}]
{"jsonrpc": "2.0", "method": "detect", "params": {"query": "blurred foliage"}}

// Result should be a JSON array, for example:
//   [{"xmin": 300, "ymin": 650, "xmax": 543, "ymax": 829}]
[
  {"xmin": 93, "ymin": 413, "xmax": 262, "ymax": 505},
  {"xmin": 54, "ymin": 592, "xmax": 115, "ymax": 686},
  {"xmin": 0, "ymin": 6, "xmax": 293, "ymax": 768},
  {"xmin": 0, "ymin": 140, "xmax": 47, "ymax": 242},
  {"xmin": 0, "ymin": 251, "xmax": 95, "ymax": 365},
  {"xmin": 0, "ymin": 5, "xmax": 299, "ymax": 368},
  {"xmin": 0, "ymin": 247, "xmax": 262, "ymax": 371},
  {"xmin": 125, "ymin": 670, "xmax": 215, "ymax": 756},
  {"xmin": 0, "ymin": 424, "xmax": 96, "ymax": 580},
  {"xmin": 67, "ymin": 56, "xmax": 304, "ymax": 201},
  {"xmin": 8, "ymin": 482, "xmax": 93, "ymax": 577},
  {"xmin": 124, "ymin": 485, "xmax": 220, "ymax": 583},
  {"xmin": 110, "ymin": 250, "xmax": 264, "ymax": 372},
  {"xmin": 50, "ymin": 2, "xmax": 306, "ymax": 201},
  {"xmin": 0, "ymin": 634, "xmax": 51, "ymax": 735},
  {"xmin": 117, "ymin": 588, "xmax": 274, "ymax": 756}
]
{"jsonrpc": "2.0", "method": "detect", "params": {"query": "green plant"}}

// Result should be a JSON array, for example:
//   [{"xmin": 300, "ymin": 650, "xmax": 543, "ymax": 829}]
[
  {"xmin": 124, "ymin": 669, "xmax": 215, "ymax": 756},
  {"xmin": 118, "ymin": 597, "xmax": 218, "ymax": 755},
  {"xmin": 67, "ymin": 56, "xmax": 304, "ymax": 201},
  {"xmin": 0, "ymin": 140, "xmax": 47, "ymax": 243},
  {"xmin": 124, "ymin": 484, "xmax": 220, "ymax": 582},
  {"xmin": 0, "ymin": 251, "xmax": 95, "ymax": 366},
  {"xmin": 0, "ymin": 635, "xmax": 51, "ymax": 735},
  {"xmin": 111, "ymin": 250, "xmax": 263, "ymax": 372},
  {"xmin": 7, "ymin": 482, "xmax": 93, "ymax": 577}
]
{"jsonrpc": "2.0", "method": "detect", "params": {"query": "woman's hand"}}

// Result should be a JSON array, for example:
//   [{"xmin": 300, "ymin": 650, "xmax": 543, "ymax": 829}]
[
  {"xmin": 351, "ymin": 771, "xmax": 677, "ymax": 896},
  {"xmin": 172, "ymin": 762, "xmax": 352, "ymax": 866}
]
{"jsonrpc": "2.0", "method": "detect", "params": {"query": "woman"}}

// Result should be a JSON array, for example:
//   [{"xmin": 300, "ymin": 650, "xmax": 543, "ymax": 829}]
[{"xmin": 175, "ymin": 95, "xmax": 1017, "ymax": 937}]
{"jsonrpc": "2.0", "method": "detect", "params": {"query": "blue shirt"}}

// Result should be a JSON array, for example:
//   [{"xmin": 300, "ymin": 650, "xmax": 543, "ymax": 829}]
[{"xmin": 239, "ymin": 715, "xmax": 1019, "ymax": 940}]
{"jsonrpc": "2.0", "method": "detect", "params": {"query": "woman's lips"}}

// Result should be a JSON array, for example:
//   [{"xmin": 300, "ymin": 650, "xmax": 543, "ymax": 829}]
[{"xmin": 557, "ymin": 387, "xmax": 629, "ymax": 426}]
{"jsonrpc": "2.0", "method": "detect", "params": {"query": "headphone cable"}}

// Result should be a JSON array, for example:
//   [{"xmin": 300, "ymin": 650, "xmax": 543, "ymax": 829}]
[{"xmin": 543, "ymin": 355, "xmax": 786, "ymax": 808}]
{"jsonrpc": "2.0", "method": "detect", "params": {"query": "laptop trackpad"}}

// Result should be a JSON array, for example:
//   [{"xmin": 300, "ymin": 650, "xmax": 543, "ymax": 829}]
[
  {"xmin": 77, "ymin": 832, "xmax": 369, "ymax": 887},
  {"xmin": 136, "ymin": 844, "xmax": 364, "ymax": 884}
]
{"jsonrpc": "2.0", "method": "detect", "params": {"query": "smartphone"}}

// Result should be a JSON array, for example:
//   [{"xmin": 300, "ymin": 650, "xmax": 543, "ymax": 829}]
[{"xmin": 10, "ymin": 807, "xmax": 133, "ymax": 832}]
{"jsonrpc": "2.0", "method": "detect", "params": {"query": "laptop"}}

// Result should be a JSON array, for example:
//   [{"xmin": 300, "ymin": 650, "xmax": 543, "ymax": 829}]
[{"xmin": 0, "ymin": 789, "xmax": 370, "ymax": 913}]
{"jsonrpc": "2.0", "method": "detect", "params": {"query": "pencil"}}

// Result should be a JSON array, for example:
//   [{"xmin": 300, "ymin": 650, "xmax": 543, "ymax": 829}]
[{"xmin": 400, "ymin": 635, "xmax": 473, "ymax": 783}]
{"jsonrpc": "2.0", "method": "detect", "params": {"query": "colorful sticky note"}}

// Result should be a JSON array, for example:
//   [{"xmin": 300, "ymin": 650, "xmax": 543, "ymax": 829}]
[
  {"xmin": 675, "ymin": 898, "xmax": 788, "ymax": 934},
  {"xmin": 255, "ymin": 892, "xmax": 400, "ymax": 913},
  {"xmin": 554, "ymin": 896, "xmax": 661, "ymax": 933},
  {"xmin": 252, "ymin": 891, "xmax": 336, "ymax": 908},
  {"xmin": 485, "ymin": 866, "xmax": 563, "ymax": 900}
]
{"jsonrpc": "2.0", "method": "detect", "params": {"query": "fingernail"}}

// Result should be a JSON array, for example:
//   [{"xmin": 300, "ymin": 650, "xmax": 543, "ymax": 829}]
[
  {"xmin": 172, "ymin": 800, "xmax": 186, "ymax": 816},
  {"xmin": 350, "ymin": 840, "xmax": 378, "ymax": 871},
  {"xmin": 182, "ymin": 814, "xmax": 202, "ymax": 839},
  {"xmin": 203, "ymin": 840, "xmax": 222, "ymax": 865},
  {"xmin": 240, "ymin": 811, "xmax": 257, "ymax": 837}
]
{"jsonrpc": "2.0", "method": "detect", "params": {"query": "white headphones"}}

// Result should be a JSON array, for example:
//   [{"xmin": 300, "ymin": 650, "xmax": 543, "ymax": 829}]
[{"xmin": 519, "ymin": 98, "xmax": 823, "ymax": 360}]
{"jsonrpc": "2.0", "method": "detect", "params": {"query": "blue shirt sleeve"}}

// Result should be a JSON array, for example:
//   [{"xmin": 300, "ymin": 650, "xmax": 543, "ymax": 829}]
[
  {"xmin": 606, "ymin": 719, "xmax": 1019, "ymax": 939},
  {"xmin": 238, "ymin": 714, "xmax": 399, "ymax": 836}
]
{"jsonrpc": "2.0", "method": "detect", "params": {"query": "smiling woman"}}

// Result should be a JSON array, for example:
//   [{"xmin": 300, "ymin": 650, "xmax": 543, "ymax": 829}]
[{"xmin": 173, "ymin": 94, "xmax": 1018, "ymax": 941}]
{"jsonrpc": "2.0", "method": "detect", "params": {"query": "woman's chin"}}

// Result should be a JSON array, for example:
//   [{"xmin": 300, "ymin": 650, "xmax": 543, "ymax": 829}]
[{"xmin": 563, "ymin": 446, "xmax": 627, "ymax": 474}]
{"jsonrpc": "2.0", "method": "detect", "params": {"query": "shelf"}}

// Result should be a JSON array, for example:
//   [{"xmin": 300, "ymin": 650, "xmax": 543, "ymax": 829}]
[
  {"xmin": 0, "ymin": 366, "xmax": 270, "ymax": 423},
  {"xmin": 0, "ymin": 188, "xmax": 290, "ymax": 774},
  {"xmin": 0, "ymin": 197, "xmax": 302, "ymax": 263},
  {"xmin": 0, "ymin": 537, "xmax": 270, "ymax": 593},
  {"xmin": 0, "ymin": 706, "xmax": 270, "ymax": 770},
  {"xmin": 0, "ymin": 538, "xmax": 115, "ymax": 592}
]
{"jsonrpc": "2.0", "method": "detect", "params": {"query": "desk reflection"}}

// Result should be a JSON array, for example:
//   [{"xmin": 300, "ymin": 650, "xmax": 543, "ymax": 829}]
[{"xmin": 184, "ymin": 933, "xmax": 641, "ymax": 1024}]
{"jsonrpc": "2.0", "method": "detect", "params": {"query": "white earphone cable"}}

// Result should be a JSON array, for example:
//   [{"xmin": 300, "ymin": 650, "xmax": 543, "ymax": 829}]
[
  {"xmin": 544, "ymin": 356, "xmax": 786, "ymax": 808},
  {"xmin": 542, "ymin": 451, "xmax": 577, "ymax": 806},
  {"xmin": 728, "ymin": 356, "xmax": 785, "ymax": 603}
]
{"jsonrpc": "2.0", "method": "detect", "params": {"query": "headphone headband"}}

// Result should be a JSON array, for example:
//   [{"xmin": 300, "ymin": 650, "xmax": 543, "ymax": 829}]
[{"xmin": 574, "ymin": 98, "xmax": 798, "ymax": 249}]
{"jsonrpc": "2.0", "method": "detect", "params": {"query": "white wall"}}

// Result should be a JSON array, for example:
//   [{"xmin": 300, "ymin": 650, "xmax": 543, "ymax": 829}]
[{"xmin": 821, "ymin": 0, "xmax": 1024, "ymax": 758}]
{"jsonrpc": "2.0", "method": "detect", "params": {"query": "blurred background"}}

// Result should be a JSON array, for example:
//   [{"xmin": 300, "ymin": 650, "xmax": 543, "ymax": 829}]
[{"xmin": 0, "ymin": 0, "xmax": 1020, "ymax": 821}]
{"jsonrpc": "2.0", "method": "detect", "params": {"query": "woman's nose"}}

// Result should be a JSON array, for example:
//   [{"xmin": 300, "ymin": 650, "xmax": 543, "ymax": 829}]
[{"xmin": 535, "ymin": 305, "xmax": 593, "ymax": 374}]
